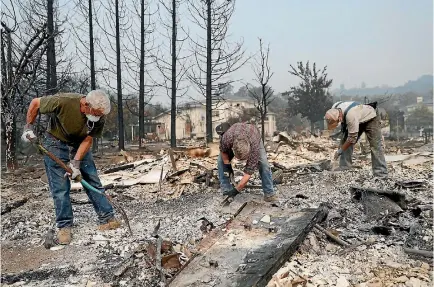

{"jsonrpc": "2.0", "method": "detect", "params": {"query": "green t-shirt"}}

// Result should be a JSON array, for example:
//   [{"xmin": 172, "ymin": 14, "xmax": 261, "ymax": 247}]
[{"xmin": 39, "ymin": 93, "xmax": 105, "ymax": 144}]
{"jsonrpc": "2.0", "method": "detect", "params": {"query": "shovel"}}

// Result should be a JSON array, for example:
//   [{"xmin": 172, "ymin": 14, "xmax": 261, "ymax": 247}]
[{"xmin": 28, "ymin": 136, "xmax": 132, "ymax": 236}]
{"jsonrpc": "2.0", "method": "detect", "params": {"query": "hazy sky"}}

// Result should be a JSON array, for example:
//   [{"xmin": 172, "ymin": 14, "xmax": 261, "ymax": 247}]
[{"xmin": 227, "ymin": 0, "xmax": 433, "ymax": 92}]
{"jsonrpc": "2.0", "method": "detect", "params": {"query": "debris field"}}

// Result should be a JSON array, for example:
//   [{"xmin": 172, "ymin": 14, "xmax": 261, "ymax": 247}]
[{"xmin": 1, "ymin": 135, "xmax": 433, "ymax": 287}]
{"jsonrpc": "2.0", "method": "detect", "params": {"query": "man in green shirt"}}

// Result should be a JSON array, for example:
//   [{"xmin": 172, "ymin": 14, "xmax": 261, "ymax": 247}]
[{"xmin": 21, "ymin": 90, "xmax": 121, "ymax": 245}]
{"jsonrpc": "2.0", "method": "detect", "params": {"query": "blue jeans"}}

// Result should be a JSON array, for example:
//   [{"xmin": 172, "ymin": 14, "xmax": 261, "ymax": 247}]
[
  {"xmin": 217, "ymin": 141, "xmax": 275, "ymax": 196},
  {"xmin": 340, "ymin": 116, "xmax": 388, "ymax": 177},
  {"xmin": 43, "ymin": 134, "xmax": 115, "ymax": 228}
]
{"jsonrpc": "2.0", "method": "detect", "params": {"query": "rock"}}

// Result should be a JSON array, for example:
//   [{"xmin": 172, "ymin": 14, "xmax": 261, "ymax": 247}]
[
  {"xmin": 357, "ymin": 244, "xmax": 367, "ymax": 251},
  {"xmin": 252, "ymin": 220, "xmax": 258, "ymax": 225},
  {"xmin": 86, "ymin": 281, "xmax": 97, "ymax": 287},
  {"xmin": 307, "ymin": 233, "xmax": 320, "ymax": 253},
  {"xmin": 136, "ymin": 252, "xmax": 144, "ymax": 258},
  {"xmin": 325, "ymin": 243, "xmax": 336, "ymax": 252},
  {"xmin": 336, "ymin": 276, "xmax": 350, "ymax": 287},
  {"xmin": 420, "ymin": 262, "xmax": 430, "ymax": 270},
  {"xmin": 394, "ymin": 276, "xmax": 409, "ymax": 283},
  {"xmin": 201, "ymin": 276, "xmax": 212, "ymax": 283},
  {"xmin": 50, "ymin": 245, "xmax": 65, "ymax": 251},
  {"xmin": 366, "ymin": 277, "xmax": 382, "ymax": 287},
  {"xmin": 93, "ymin": 234, "xmax": 108, "ymax": 241},
  {"xmin": 406, "ymin": 277, "xmax": 422, "ymax": 287},
  {"xmin": 384, "ymin": 260, "xmax": 403, "ymax": 269},
  {"xmin": 260, "ymin": 215, "xmax": 271, "ymax": 223}
]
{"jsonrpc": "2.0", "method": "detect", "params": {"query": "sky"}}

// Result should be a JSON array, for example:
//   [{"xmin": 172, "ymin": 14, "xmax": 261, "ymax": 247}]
[
  {"xmin": 10, "ymin": 0, "xmax": 431, "ymax": 103},
  {"xmin": 226, "ymin": 0, "xmax": 433, "ymax": 93}
]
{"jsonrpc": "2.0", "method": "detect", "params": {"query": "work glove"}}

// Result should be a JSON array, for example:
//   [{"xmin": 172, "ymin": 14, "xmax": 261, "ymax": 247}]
[
  {"xmin": 21, "ymin": 124, "xmax": 37, "ymax": 143},
  {"xmin": 334, "ymin": 148, "xmax": 343, "ymax": 160},
  {"xmin": 66, "ymin": 160, "xmax": 81, "ymax": 182},
  {"xmin": 223, "ymin": 185, "xmax": 239, "ymax": 197}
]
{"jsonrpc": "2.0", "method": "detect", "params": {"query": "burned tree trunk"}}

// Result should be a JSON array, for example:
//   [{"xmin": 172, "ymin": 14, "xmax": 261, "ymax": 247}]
[
  {"xmin": 89, "ymin": 0, "xmax": 98, "ymax": 152},
  {"xmin": 46, "ymin": 0, "xmax": 57, "ymax": 95},
  {"xmin": 115, "ymin": 0, "xmax": 125, "ymax": 150},
  {"xmin": 170, "ymin": 0, "xmax": 177, "ymax": 148},
  {"xmin": 139, "ymin": 0, "xmax": 145, "ymax": 148},
  {"xmin": 205, "ymin": 0, "xmax": 212, "ymax": 143}
]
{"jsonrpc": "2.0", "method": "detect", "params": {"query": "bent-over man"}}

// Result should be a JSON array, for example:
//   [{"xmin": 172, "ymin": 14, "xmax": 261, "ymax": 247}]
[
  {"xmin": 325, "ymin": 101, "xmax": 388, "ymax": 177},
  {"xmin": 21, "ymin": 90, "xmax": 121, "ymax": 244},
  {"xmin": 218, "ymin": 122, "xmax": 278, "ymax": 201}
]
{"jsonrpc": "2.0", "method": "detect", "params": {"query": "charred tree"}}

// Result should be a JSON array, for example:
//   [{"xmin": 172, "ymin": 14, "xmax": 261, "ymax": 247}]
[
  {"xmin": 247, "ymin": 38, "xmax": 275, "ymax": 142},
  {"xmin": 139, "ymin": 0, "xmax": 145, "ymax": 148},
  {"xmin": 187, "ymin": 0, "xmax": 247, "ymax": 143},
  {"xmin": 152, "ymin": 0, "xmax": 189, "ymax": 147},
  {"xmin": 46, "ymin": 0, "xmax": 57, "ymax": 95},
  {"xmin": 1, "ymin": 21, "xmax": 49, "ymax": 170},
  {"xmin": 88, "ymin": 0, "xmax": 99, "ymax": 152},
  {"xmin": 115, "ymin": 0, "xmax": 125, "ymax": 150}
]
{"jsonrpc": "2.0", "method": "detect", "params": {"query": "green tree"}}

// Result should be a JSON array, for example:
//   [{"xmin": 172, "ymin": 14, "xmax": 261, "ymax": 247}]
[
  {"xmin": 406, "ymin": 105, "xmax": 433, "ymax": 130},
  {"xmin": 287, "ymin": 61, "xmax": 333, "ymax": 133}
]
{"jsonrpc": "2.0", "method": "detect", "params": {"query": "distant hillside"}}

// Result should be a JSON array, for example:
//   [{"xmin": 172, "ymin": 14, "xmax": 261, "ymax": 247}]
[{"xmin": 333, "ymin": 75, "xmax": 433, "ymax": 96}]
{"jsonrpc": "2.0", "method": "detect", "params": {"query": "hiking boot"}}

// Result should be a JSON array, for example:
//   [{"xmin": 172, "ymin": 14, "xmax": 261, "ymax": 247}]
[
  {"xmin": 99, "ymin": 218, "xmax": 121, "ymax": 231},
  {"xmin": 58, "ymin": 227, "xmax": 72, "ymax": 245},
  {"xmin": 264, "ymin": 194, "xmax": 279, "ymax": 202}
]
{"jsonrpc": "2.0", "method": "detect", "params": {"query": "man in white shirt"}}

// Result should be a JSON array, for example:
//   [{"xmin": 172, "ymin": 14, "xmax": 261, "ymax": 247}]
[{"xmin": 324, "ymin": 101, "xmax": 388, "ymax": 177}]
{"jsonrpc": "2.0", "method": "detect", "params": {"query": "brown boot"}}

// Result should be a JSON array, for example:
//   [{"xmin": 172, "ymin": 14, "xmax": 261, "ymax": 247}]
[
  {"xmin": 264, "ymin": 194, "xmax": 279, "ymax": 202},
  {"xmin": 99, "ymin": 218, "xmax": 121, "ymax": 231},
  {"xmin": 58, "ymin": 227, "xmax": 72, "ymax": 245}
]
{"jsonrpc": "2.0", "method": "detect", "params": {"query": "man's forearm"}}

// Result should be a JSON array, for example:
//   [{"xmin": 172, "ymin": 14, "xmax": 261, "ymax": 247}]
[
  {"xmin": 236, "ymin": 173, "xmax": 251, "ymax": 191},
  {"xmin": 26, "ymin": 98, "xmax": 41, "ymax": 125},
  {"xmin": 341, "ymin": 140, "xmax": 353, "ymax": 152},
  {"xmin": 74, "ymin": 136, "xmax": 93, "ymax": 161}
]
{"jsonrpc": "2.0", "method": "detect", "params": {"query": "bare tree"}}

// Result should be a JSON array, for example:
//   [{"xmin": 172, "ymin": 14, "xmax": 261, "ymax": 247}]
[
  {"xmin": 94, "ymin": 0, "xmax": 157, "ymax": 149},
  {"xmin": 246, "ymin": 38, "xmax": 274, "ymax": 142},
  {"xmin": 152, "ymin": 0, "xmax": 190, "ymax": 147},
  {"xmin": 46, "ymin": 0, "xmax": 57, "ymax": 95},
  {"xmin": 1, "ymin": 16, "xmax": 49, "ymax": 170},
  {"xmin": 187, "ymin": 0, "xmax": 247, "ymax": 143}
]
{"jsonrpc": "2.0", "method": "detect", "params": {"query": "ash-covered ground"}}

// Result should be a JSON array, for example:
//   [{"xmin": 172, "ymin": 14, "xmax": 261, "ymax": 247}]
[{"xmin": 1, "ymin": 139, "xmax": 433, "ymax": 287}]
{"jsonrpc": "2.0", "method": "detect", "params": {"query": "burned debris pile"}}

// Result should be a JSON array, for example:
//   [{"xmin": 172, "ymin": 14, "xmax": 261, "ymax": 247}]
[{"xmin": 1, "ymin": 135, "xmax": 433, "ymax": 286}]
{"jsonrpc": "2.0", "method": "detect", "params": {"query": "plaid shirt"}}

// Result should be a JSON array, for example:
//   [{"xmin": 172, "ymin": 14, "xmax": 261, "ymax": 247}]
[{"xmin": 220, "ymin": 123, "xmax": 261, "ymax": 175}]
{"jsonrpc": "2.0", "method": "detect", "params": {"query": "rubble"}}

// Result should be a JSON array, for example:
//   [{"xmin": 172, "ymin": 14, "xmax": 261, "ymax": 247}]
[{"xmin": 1, "ymin": 136, "xmax": 433, "ymax": 286}]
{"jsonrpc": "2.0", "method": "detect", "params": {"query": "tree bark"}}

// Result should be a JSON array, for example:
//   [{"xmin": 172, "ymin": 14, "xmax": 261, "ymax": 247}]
[
  {"xmin": 139, "ymin": 0, "xmax": 145, "ymax": 148},
  {"xmin": 46, "ymin": 0, "xmax": 57, "ymax": 95},
  {"xmin": 205, "ymin": 0, "xmax": 212, "ymax": 143},
  {"xmin": 170, "ymin": 0, "xmax": 177, "ymax": 148},
  {"xmin": 115, "ymin": 0, "xmax": 125, "ymax": 150},
  {"xmin": 89, "ymin": 0, "xmax": 98, "ymax": 152},
  {"xmin": 310, "ymin": 121, "xmax": 314, "ymax": 135},
  {"xmin": 4, "ymin": 113, "xmax": 17, "ymax": 171}
]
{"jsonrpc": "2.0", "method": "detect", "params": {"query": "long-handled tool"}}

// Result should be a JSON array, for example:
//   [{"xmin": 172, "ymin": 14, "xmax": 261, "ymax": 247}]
[{"xmin": 29, "ymin": 137, "xmax": 132, "ymax": 236}]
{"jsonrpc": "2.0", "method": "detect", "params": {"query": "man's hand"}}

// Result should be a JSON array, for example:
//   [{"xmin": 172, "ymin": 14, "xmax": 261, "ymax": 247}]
[
  {"xmin": 21, "ymin": 124, "xmax": 37, "ymax": 143},
  {"xmin": 334, "ymin": 148, "xmax": 343, "ymax": 160},
  {"xmin": 66, "ymin": 160, "xmax": 81, "ymax": 182}
]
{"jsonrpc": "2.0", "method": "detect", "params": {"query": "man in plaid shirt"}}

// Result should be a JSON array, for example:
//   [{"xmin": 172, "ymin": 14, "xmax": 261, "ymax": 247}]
[{"xmin": 217, "ymin": 122, "xmax": 278, "ymax": 202}]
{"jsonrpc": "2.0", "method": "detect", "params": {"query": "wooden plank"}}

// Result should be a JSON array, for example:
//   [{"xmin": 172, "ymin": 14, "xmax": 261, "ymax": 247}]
[{"xmin": 169, "ymin": 201, "xmax": 327, "ymax": 287}]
